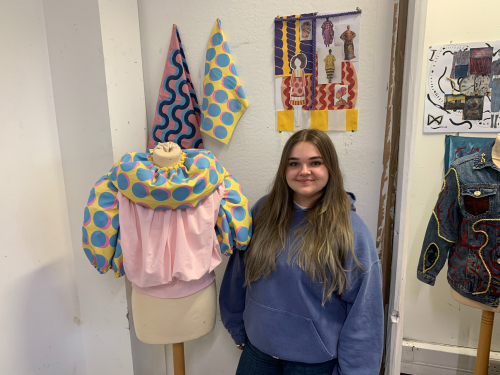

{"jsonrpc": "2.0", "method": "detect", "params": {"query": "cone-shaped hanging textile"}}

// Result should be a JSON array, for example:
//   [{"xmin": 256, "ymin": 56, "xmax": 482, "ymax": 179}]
[
  {"xmin": 200, "ymin": 19, "xmax": 249, "ymax": 144},
  {"xmin": 148, "ymin": 25, "xmax": 204, "ymax": 150}
]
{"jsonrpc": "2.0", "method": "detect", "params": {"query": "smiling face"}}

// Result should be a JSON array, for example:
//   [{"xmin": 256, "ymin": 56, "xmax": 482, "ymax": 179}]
[{"xmin": 286, "ymin": 141, "xmax": 329, "ymax": 207}]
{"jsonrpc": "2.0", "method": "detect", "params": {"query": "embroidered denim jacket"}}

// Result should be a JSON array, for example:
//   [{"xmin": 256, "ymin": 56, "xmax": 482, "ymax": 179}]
[{"xmin": 417, "ymin": 141, "xmax": 500, "ymax": 308}]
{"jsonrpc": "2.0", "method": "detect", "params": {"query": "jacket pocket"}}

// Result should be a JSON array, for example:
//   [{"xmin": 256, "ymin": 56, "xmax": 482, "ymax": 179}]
[
  {"xmin": 462, "ymin": 185, "xmax": 496, "ymax": 216},
  {"xmin": 243, "ymin": 298, "xmax": 333, "ymax": 363}
]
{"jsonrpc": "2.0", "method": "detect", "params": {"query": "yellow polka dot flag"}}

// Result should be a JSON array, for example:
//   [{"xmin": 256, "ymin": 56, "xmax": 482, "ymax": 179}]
[{"xmin": 200, "ymin": 19, "xmax": 249, "ymax": 144}]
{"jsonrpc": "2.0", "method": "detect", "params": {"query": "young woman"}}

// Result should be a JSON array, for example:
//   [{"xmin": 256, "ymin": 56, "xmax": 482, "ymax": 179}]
[{"xmin": 220, "ymin": 129, "xmax": 383, "ymax": 375}]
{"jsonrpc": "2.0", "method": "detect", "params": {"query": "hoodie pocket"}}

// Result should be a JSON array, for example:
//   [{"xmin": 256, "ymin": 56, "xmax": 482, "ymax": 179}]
[{"xmin": 243, "ymin": 298, "xmax": 333, "ymax": 363}]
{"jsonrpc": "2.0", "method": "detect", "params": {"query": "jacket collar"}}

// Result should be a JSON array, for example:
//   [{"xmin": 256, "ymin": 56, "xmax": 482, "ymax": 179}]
[{"xmin": 473, "ymin": 140, "xmax": 496, "ymax": 170}]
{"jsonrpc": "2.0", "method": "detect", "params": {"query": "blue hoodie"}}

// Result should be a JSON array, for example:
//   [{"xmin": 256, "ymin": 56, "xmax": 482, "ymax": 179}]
[{"xmin": 219, "ymin": 194, "xmax": 383, "ymax": 374}]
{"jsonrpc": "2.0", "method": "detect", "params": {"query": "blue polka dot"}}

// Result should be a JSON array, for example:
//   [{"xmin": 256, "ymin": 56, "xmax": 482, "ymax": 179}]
[
  {"xmin": 230, "ymin": 64, "xmax": 238, "ymax": 76},
  {"xmin": 209, "ymin": 169, "xmax": 219, "ymax": 184},
  {"xmin": 152, "ymin": 174, "xmax": 167, "ymax": 186},
  {"xmin": 109, "ymin": 166, "xmax": 118, "ymax": 181},
  {"xmin": 221, "ymin": 112, "xmax": 234, "ymax": 125},
  {"xmin": 216, "ymin": 161, "xmax": 224, "ymax": 174},
  {"xmin": 151, "ymin": 189, "xmax": 169, "ymax": 201},
  {"xmin": 96, "ymin": 254, "xmax": 107, "ymax": 268},
  {"xmin": 98, "ymin": 192, "xmax": 116, "ymax": 208},
  {"xmin": 176, "ymin": 204, "xmax": 191, "ymax": 209},
  {"xmin": 222, "ymin": 76, "xmax": 237, "ymax": 89},
  {"xmin": 91, "ymin": 231, "xmax": 107, "ymax": 247},
  {"xmin": 82, "ymin": 227, "xmax": 88, "ymax": 243},
  {"xmin": 193, "ymin": 179, "xmax": 207, "ymax": 194},
  {"xmin": 226, "ymin": 210, "xmax": 233, "ymax": 223},
  {"xmin": 237, "ymin": 227, "xmax": 249, "ymax": 242},
  {"xmin": 142, "ymin": 161, "xmax": 153, "ymax": 168},
  {"xmin": 133, "ymin": 153, "xmax": 148, "ymax": 161},
  {"xmin": 215, "ymin": 90, "xmax": 228, "ymax": 103},
  {"xmin": 210, "ymin": 68, "xmax": 223, "ymax": 81},
  {"xmin": 208, "ymin": 103, "xmax": 221, "ymax": 117},
  {"xmin": 229, "ymin": 99, "xmax": 242, "ymax": 113},
  {"xmin": 87, "ymin": 188, "xmax": 96, "ymax": 204},
  {"xmin": 222, "ymin": 41, "xmax": 231, "ymax": 53},
  {"xmin": 172, "ymin": 187, "xmax": 190, "ymax": 201},
  {"xmin": 204, "ymin": 62, "xmax": 210, "ymax": 75},
  {"xmin": 202, "ymin": 118, "xmax": 213, "ymax": 131},
  {"xmin": 230, "ymin": 227, "xmax": 236, "ymax": 241},
  {"xmin": 204, "ymin": 151, "xmax": 214, "ymax": 159},
  {"xmin": 223, "ymin": 178, "xmax": 232, "ymax": 188},
  {"xmin": 107, "ymin": 181, "xmax": 118, "ymax": 192},
  {"xmin": 206, "ymin": 47, "xmax": 216, "ymax": 61},
  {"xmin": 202, "ymin": 98, "xmax": 209, "ymax": 111},
  {"xmin": 196, "ymin": 158, "xmax": 210, "ymax": 169},
  {"xmin": 109, "ymin": 234, "xmax": 117, "ymax": 247},
  {"xmin": 226, "ymin": 190, "xmax": 242, "ymax": 204},
  {"xmin": 115, "ymin": 239, "xmax": 122, "ymax": 257},
  {"xmin": 186, "ymin": 150, "xmax": 200, "ymax": 158},
  {"xmin": 121, "ymin": 154, "xmax": 131, "ymax": 162},
  {"xmin": 132, "ymin": 183, "xmax": 148, "ymax": 198},
  {"xmin": 204, "ymin": 83, "xmax": 214, "ymax": 96},
  {"xmin": 222, "ymin": 219, "xmax": 230, "ymax": 233},
  {"xmin": 83, "ymin": 207, "xmax": 90, "ymax": 224},
  {"xmin": 83, "ymin": 248, "xmax": 94, "ymax": 263},
  {"xmin": 233, "ymin": 207, "xmax": 246, "ymax": 221},
  {"xmin": 117, "ymin": 174, "xmax": 129, "ymax": 190},
  {"xmin": 237, "ymin": 86, "xmax": 246, "ymax": 99},
  {"xmin": 211, "ymin": 32, "xmax": 223, "ymax": 46},
  {"xmin": 136, "ymin": 168, "xmax": 153, "ymax": 181},
  {"xmin": 94, "ymin": 211, "xmax": 109, "ymax": 228},
  {"xmin": 220, "ymin": 243, "xmax": 230, "ymax": 254},
  {"xmin": 112, "ymin": 215, "xmax": 119, "ymax": 230},
  {"xmin": 171, "ymin": 175, "xmax": 184, "ymax": 184},
  {"xmin": 121, "ymin": 162, "xmax": 137, "ymax": 172},
  {"xmin": 214, "ymin": 126, "xmax": 227, "ymax": 139},
  {"xmin": 216, "ymin": 54, "xmax": 230, "ymax": 67},
  {"xmin": 184, "ymin": 158, "xmax": 194, "ymax": 170}
]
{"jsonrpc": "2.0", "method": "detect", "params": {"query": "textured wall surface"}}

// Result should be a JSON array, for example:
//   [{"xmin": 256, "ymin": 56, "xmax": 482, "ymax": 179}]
[
  {"xmin": 403, "ymin": 0, "xmax": 500, "ymax": 351},
  {"xmin": 136, "ymin": 0, "xmax": 395, "ymax": 373}
]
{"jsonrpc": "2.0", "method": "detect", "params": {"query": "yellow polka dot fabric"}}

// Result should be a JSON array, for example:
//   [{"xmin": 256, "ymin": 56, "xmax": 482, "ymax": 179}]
[{"xmin": 200, "ymin": 19, "xmax": 249, "ymax": 144}]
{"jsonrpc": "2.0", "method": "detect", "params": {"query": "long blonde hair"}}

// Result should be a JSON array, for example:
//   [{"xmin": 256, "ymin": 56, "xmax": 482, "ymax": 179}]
[{"xmin": 244, "ymin": 129, "xmax": 361, "ymax": 304}]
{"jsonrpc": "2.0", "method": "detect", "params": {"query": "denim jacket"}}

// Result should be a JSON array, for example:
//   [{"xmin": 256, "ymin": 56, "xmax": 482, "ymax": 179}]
[{"xmin": 417, "ymin": 141, "xmax": 500, "ymax": 308}]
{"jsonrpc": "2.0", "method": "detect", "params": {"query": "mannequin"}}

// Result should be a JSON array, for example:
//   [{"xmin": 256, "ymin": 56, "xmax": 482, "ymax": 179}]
[
  {"xmin": 131, "ymin": 142, "xmax": 217, "ymax": 345},
  {"xmin": 449, "ymin": 133, "xmax": 500, "ymax": 375}
]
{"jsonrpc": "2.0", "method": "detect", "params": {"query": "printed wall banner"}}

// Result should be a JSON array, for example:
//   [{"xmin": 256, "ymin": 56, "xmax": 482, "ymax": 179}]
[{"xmin": 424, "ymin": 41, "xmax": 500, "ymax": 133}]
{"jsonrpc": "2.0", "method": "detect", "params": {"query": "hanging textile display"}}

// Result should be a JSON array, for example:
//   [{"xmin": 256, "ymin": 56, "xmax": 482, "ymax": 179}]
[
  {"xmin": 274, "ymin": 10, "xmax": 361, "ymax": 132},
  {"xmin": 444, "ymin": 135, "xmax": 494, "ymax": 173},
  {"xmin": 200, "ymin": 19, "xmax": 249, "ymax": 145},
  {"xmin": 148, "ymin": 25, "xmax": 204, "ymax": 150},
  {"xmin": 424, "ymin": 40, "xmax": 500, "ymax": 133}
]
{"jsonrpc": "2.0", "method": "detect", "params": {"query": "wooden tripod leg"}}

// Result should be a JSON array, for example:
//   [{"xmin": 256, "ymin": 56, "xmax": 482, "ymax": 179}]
[
  {"xmin": 474, "ymin": 310, "xmax": 495, "ymax": 375},
  {"xmin": 172, "ymin": 342, "xmax": 186, "ymax": 375}
]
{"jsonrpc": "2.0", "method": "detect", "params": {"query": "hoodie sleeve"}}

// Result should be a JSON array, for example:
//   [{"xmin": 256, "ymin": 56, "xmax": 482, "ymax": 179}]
[
  {"xmin": 333, "ymin": 213, "xmax": 383, "ymax": 375},
  {"xmin": 333, "ymin": 260, "xmax": 383, "ymax": 375},
  {"xmin": 82, "ymin": 174, "xmax": 124, "ymax": 277},
  {"xmin": 215, "ymin": 171, "xmax": 252, "ymax": 256},
  {"xmin": 417, "ymin": 167, "xmax": 460, "ymax": 286}
]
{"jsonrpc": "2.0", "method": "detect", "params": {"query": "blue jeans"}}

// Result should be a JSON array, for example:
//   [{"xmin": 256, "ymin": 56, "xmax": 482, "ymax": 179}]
[{"xmin": 236, "ymin": 340, "xmax": 336, "ymax": 375}]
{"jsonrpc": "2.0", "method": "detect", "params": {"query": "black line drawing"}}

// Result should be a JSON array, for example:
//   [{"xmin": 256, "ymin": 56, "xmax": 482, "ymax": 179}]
[
  {"xmin": 438, "ymin": 67, "xmax": 447, "ymax": 94},
  {"xmin": 427, "ymin": 94, "xmax": 451, "ymax": 114},
  {"xmin": 428, "ymin": 114, "xmax": 443, "ymax": 125},
  {"xmin": 449, "ymin": 119, "xmax": 473, "ymax": 129},
  {"xmin": 429, "ymin": 49, "xmax": 437, "ymax": 61}
]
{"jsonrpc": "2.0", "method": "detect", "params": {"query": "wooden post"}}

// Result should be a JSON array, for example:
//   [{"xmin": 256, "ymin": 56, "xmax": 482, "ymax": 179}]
[
  {"xmin": 173, "ymin": 342, "xmax": 186, "ymax": 375},
  {"xmin": 474, "ymin": 310, "xmax": 494, "ymax": 375}
]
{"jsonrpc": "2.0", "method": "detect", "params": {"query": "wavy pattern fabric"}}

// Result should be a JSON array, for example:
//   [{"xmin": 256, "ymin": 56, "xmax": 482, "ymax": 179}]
[{"xmin": 148, "ymin": 25, "xmax": 204, "ymax": 150}]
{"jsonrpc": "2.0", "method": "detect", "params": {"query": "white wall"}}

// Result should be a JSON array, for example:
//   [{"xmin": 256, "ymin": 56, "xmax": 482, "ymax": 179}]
[
  {"xmin": 0, "ymin": 1, "xmax": 87, "ymax": 374},
  {"xmin": 137, "ymin": 0, "xmax": 396, "ymax": 373},
  {"xmin": 403, "ymin": 0, "xmax": 500, "ymax": 359}
]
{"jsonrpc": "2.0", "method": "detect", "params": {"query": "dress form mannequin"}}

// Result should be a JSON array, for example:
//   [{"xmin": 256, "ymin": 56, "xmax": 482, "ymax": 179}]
[
  {"xmin": 449, "ymin": 133, "xmax": 500, "ymax": 375},
  {"xmin": 131, "ymin": 142, "xmax": 217, "ymax": 374}
]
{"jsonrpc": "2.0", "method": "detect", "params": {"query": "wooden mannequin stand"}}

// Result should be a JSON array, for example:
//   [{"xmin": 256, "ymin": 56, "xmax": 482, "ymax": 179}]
[
  {"xmin": 451, "ymin": 289, "xmax": 497, "ymax": 374},
  {"xmin": 173, "ymin": 343, "xmax": 186, "ymax": 375}
]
